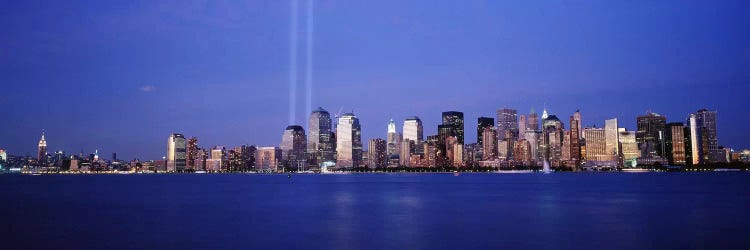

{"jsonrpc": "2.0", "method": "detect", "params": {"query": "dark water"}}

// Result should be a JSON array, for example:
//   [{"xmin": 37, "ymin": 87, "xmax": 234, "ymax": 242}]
[{"xmin": 1, "ymin": 173, "xmax": 749, "ymax": 249}]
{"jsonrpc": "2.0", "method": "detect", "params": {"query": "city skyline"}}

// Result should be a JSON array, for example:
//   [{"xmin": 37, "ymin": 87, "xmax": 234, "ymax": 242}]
[{"xmin": 2, "ymin": 1, "xmax": 749, "ymax": 160}]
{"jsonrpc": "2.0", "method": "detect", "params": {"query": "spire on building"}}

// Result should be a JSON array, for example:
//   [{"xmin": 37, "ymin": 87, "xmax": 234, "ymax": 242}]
[
  {"xmin": 542, "ymin": 107, "xmax": 549, "ymax": 120},
  {"xmin": 388, "ymin": 119, "xmax": 396, "ymax": 133}
]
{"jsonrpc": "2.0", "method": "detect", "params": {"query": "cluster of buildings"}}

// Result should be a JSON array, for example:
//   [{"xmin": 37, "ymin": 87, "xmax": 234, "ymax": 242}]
[
  {"xmin": 3, "ymin": 107, "xmax": 750, "ymax": 173},
  {"xmin": 162, "ymin": 107, "xmax": 748, "ymax": 172}
]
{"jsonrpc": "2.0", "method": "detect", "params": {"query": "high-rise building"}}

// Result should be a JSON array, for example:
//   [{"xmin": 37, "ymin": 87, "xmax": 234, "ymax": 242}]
[
  {"xmin": 692, "ymin": 109, "xmax": 721, "ymax": 163},
  {"xmin": 665, "ymin": 122, "xmax": 686, "ymax": 165},
  {"xmin": 604, "ymin": 118, "xmax": 620, "ymax": 162},
  {"xmin": 400, "ymin": 139, "xmax": 414, "ymax": 166},
  {"xmin": 206, "ymin": 146, "xmax": 225, "ymax": 172},
  {"xmin": 336, "ymin": 113, "xmax": 362, "ymax": 168},
  {"xmin": 573, "ymin": 110, "xmax": 583, "ymax": 139},
  {"xmin": 688, "ymin": 114, "xmax": 700, "ymax": 165},
  {"xmin": 445, "ymin": 136, "xmax": 462, "ymax": 167},
  {"xmin": 583, "ymin": 128, "xmax": 607, "ymax": 162},
  {"xmin": 514, "ymin": 139, "xmax": 532, "ymax": 163},
  {"xmin": 482, "ymin": 127, "xmax": 497, "ymax": 160},
  {"xmin": 496, "ymin": 108, "xmax": 519, "ymax": 141},
  {"xmin": 523, "ymin": 130, "xmax": 540, "ymax": 163},
  {"xmin": 569, "ymin": 116, "xmax": 581, "ymax": 167},
  {"xmin": 281, "ymin": 125, "xmax": 307, "ymax": 169},
  {"xmin": 166, "ymin": 133, "xmax": 187, "ymax": 172},
  {"xmin": 618, "ymin": 129, "xmax": 640, "ymax": 167},
  {"xmin": 37, "ymin": 131, "xmax": 47, "ymax": 165},
  {"xmin": 441, "ymin": 111, "xmax": 464, "ymax": 144},
  {"xmin": 387, "ymin": 119, "xmax": 400, "ymax": 157},
  {"xmin": 367, "ymin": 138, "xmax": 387, "ymax": 168},
  {"xmin": 0, "ymin": 149, "xmax": 6, "ymax": 162},
  {"xmin": 477, "ymin": 117, "xmax": 494, "ymax": 146},
  {"xmin": 403, "ymin": 116, "xmax": 424, "ymax": 143},
  {"xmin": 518, "ymin": 115, "xmax": 527, "ymax": 134},
  {"xmin": 308, "ymin": 107, "xmax": 335, "ymax": 167},
  {"xmin": 186, "ymin": 137, "xmax": 199, "ymax": 170},
  {"xmin": 528, "ymin": 108, "xmax": 540, "ymax": 132},
  {"xmin": 255, "ymin": 147, "xmax": 282, "ymax": 172},
  {"xmin": 636, "ymin": 112, "xmax": 667, "ymax": 158}
]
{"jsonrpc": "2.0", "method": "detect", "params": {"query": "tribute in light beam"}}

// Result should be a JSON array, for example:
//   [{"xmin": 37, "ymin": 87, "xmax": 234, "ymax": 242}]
[
  {"xmin": 288, "ymin": 0, "xmax": 299, "ymax": 125},
  {"xmin": 305, "ymin": 0, "xmax": 314, "ymax": 118}
]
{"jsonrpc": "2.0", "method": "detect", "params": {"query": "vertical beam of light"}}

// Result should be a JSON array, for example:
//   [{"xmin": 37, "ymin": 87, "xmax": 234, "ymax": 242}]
[
  {"xmin": 305, "ymin": 0, "xmax": 314, "ymax": 119},
  {"xmin": 289, "ymin": 0, "xmax": 299, "ymax": 125}
]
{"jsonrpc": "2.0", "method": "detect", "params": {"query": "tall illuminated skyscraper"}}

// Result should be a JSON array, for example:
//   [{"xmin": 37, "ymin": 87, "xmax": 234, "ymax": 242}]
[
  {"xmin": 482, "ymin": 127, "xmax": 497, "ymax": 160},
  {"xmin": 441, "ymin": 111, "xmax": 464, "ymax": 144},
  {"xmin": 187, "ymin": 137, "xmax": 199, "ymax": 170},
  {"xmin": 604, "ymin": 118, "xmax": 619, "ymax": 161},
  {"xmin": 518, "ymin": 115, "xmax": 527, "ymax": 134},
  {"xmin": 387, "ymin": 119, "xmax": 400, "ymax": 156},
  {"xmin": 336, "ymin": 113, "xmax": 362, "ymax": 168},
  {"xmin": 688, "ymin": 114, "xmax": 701, "ymax": 165},
  {"xmin": 367, "ymin": 138, "xmax": 387, "ymax": 168},
  {"xmin": 308, "ymin": 107, "xmax": 334, "ymax": 166},
  {"xmin": 569, "ymin": 116, "xmax": 581, "ymax": 167},
  {"xmin": 636, "ymin": 112, "xmax": 667, "ymax": 158},
  {"xmin": 583, "ymin": 127, "xmax": 606, "ymax": 162},
  {"xmin": 281, "ymin": 125, "xmax": 307, "ymax": 169},
  {"xmin": 573, "ymin": 110, "xmax": 582, "ymax": 138},
  {"xmin": 665, "ymin": 122, "xmax": 686, "ymax": 165},
  {"xmin": 166, "ymin": 133, "xmax": 187, "ymax": 172},
  {"xmin": 477, "ymin": 117, "xmax": 494, "ymax": 146},
  {"xmin": 496, "ymin": 108, "xmax": 518, "ymax": 141},
  {"xmin": 528, "ymin": 108, "xmax": 540, "ymax": 132},
  {"xmin": 403, "ymin": 116, "xmax": 424, "ymax": 143},
  {"xmin": 37, "ymin": 131, "xmax": 47, "ymax": 165},
  {"xmin": 618, "ymin": 129, "xmax": 640, "ymax": 167},
  {"xmin": 692, "ymin": 109, "xmax": 721, "ymax": 163}
]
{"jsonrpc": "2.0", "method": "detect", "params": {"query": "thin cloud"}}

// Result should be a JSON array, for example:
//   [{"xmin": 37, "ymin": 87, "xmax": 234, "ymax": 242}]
[{"xmin": 139, "ymin": 85, "xmax": 156, "ymax": 92}]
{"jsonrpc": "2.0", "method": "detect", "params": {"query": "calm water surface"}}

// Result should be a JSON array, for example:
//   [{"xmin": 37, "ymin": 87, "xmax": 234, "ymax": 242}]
[{"xmin": 1, "ymin": 173, "xmax": 749, "ymax": 249}]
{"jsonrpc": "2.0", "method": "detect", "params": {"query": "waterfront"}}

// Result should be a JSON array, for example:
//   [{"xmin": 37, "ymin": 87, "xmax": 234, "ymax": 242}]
[{"xmin": 1, "ymin": 173, "xmax": 749, "ymax": 249}]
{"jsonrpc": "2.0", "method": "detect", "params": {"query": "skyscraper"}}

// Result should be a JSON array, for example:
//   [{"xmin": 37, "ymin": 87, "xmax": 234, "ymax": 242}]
[
  {"xmin": 692, "ymin": 109, "xmax": 721, "ymax": 163},
  {"xmin": 387, "ymin": 119, "xmax": 400, "ymax": 156},
  {"xmin": 166, "ymin": 133, "xmax": 187, "ymax": 172},
  {"xmin": 441, "ymin": 111, "xmax": 464, "ymax": 144},
  {"xmin": 528, "ymin": 108, "xmax": 540, "ymax": 132},
  {"xmin": 281, "ymin": 125, "xmax": 307, "ymax": 169},
  {"xmin": 618, "ymin": 129, "xmax": 640, "ymax": 167},
  {"xmin": 583, "ymin": 128, "xmax": 607, "ymax": 162},
  {"xmin": 336, "ymin": 113, "xmax": 362, "ymax": 168},
  {"xmin": 518, "ymin": 115, "xmax": 527, "ymax": 134},
  {"xmin": 37, "ymin": 131, "xmax": 47, "ymax": 165},
  {"xmin": 569, "ymin": 116, "xmax": 581, "ymax": 167},
  {"xmin": 482, "ymin": 127, "xmax": 497, "ymax": 160},
  {"xmin": 688, "ymin": 114, "xmax": 700, "ymax": 165},
  {"xmin": 636, "ymin": 112, "xmax": 667, "ymax": 158},
  {"xmin": 367, "ymin": 138, "xmax": 387, "ymax": 168},
  {"xmin": 496, "ymin": 108, "xmax": 519, "ymax": 141},
  {"xmin": 403, "ymin": 116, "xmax": 424, "ymax": 143},
  {"xmin": 665, "ymin": 122, "xmax": 686, "ymax": 165},
  {"xmin": 308, "ymin": 107, "xmax": 335, "ymax": 166},
  {"xmin": 573, "ymin": 110, "xmax": 582, "ymax": 138},
  {"xmin": 187, "ymin": 137, "xmax": 199, "ymax": 170},
  {"xmin": 604, "ymin": 118, "xmax": 620, "ymax": 162},
  {"xmin": 477, "ymin": 117, "xmax": 494, "ymax": 146}
]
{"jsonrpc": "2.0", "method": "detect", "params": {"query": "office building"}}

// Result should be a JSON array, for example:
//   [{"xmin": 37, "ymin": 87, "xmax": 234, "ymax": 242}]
[
  {"xmin": 308, "ymin": 107, "xmax": 335, "ymax": 167},
  {"xmin": 403, "ymin": 116, "xmax": 424, "ymax": 143},
  {"xmin": 665, "ymin": 122, "xmax": 686, "ymax": 165},
  {"xmin": 477, "ymin": 117, "xmax": 494, "ymax": 146},
  {"xmin": 336, "ymin": 113, "xmax": 362, "ymax": 168},
  {"xmin": 281, "ymin": 125, "xmax": 307, "ymax": 169},
  {"xmin": 367, "ymin": 138, "xmax": 387, "ymax": 168},
  {"xmin": 255, "ymin": 147, "xmax": 282, "ymax": 172},
  {"xmin": 38, "ymin": 131, "xmax": 47, "ymax": 165},
  {"xmin": 636, "ymin": 112, "xmax": 667, "ymax": 158},
  {"xmin": 604, "ymin": 118, "xmax": 619, "ymax": 162},
  {"xmin": 166, "ymin": 133, "xmax": 187, "ymax": 172}
]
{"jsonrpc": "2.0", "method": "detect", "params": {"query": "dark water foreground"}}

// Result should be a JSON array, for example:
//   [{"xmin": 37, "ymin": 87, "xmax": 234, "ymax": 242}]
[{"xmin": 1, "ymin": 173, "xmax": 749, "ymax": 249}]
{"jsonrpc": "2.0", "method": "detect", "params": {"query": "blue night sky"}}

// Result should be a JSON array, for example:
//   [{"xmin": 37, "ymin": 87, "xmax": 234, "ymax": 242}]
[{"xmin": 1, "ymin": 0, "xmax": 749, "ymax": 160}]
